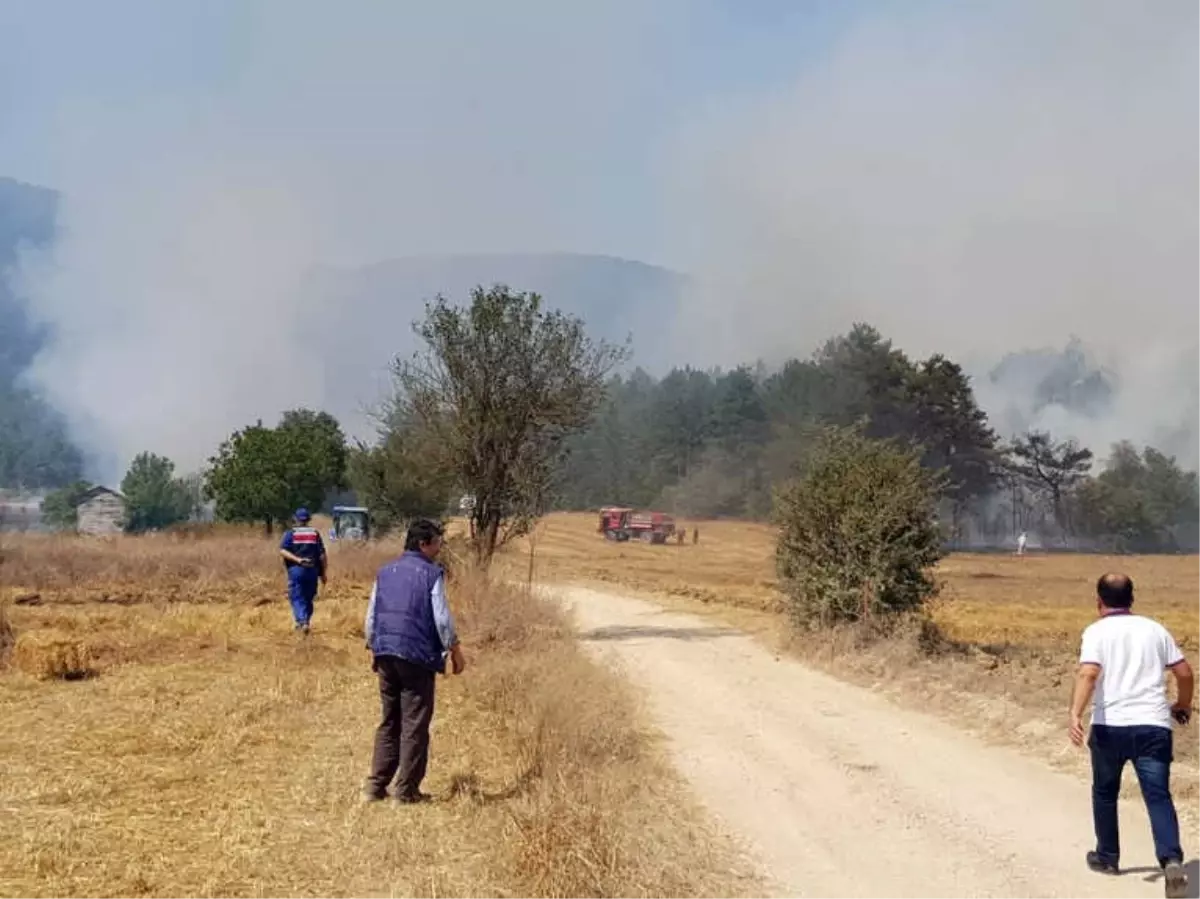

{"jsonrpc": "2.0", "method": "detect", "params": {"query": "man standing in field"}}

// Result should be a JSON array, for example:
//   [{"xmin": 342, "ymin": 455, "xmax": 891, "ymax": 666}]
[
  {"xmin": 362, "ymin": 518, "xmax": 465, "ymax": 803},
  {"xmin": 1070, "ymin": 572, "xmax": 1193, "ymax": 898},
  {"xmin": 279, "ymin": 507, "xmax": 327, "ymax": 635}
]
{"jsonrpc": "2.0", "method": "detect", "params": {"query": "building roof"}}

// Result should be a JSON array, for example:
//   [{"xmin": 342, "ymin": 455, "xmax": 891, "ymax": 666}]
[{"xmin": 78, "ymin": 486, "xmax": 125, "ymax": 503}]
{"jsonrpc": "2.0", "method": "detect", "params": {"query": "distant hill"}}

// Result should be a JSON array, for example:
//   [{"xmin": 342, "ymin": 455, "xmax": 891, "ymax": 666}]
[{"xmin": 297, "ymin": 252, "xmax": 687, "ymax": 435}]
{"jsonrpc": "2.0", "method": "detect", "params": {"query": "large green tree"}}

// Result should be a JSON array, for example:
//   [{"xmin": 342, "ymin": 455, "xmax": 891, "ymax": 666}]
[
  {"xmin": 388, "ymin": 284, "xmax": 625, "ymax": 563},
  {"xmin": 120, "ymin": 452, "xmax": 193, "ymax": 533},
  {"xmin": 204, "ymin": 410, "xmax": 348, "ymax": 534}
]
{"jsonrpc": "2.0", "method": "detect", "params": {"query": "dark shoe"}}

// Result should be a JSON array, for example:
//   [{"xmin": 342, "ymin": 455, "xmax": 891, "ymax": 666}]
[
  {"xmin": 295, "ymin": 623, "xmax": 310, "ymax": 636},
  {"xmin": 396, "ymin": 791, "xmax": 432, "ymax": 804},
  {"xmin": 1164, "ymin": 860, "xmax": 1187, "ymax": 899},
  {"xmin": 362, "ymin": 787, "xmax": 387, "ymax": 803},
  {"xmin": 1086, "ymin": 851, "xmax": 1120, "ymax": 875}
]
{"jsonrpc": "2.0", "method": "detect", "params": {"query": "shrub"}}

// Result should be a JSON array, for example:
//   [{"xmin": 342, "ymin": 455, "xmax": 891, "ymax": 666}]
[{"xmin": 774, "ymin": 426, "xmax": 945, "ymax": 628}]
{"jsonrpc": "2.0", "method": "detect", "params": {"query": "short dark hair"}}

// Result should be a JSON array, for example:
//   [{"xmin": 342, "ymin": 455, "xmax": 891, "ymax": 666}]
[
  {"xmin": 1097, "ymin": 573, "xmax": 1134, "ymax": 609},
  {"xmin": 405, "ymin": 518, "xmax": 444, "ymax": 552}
]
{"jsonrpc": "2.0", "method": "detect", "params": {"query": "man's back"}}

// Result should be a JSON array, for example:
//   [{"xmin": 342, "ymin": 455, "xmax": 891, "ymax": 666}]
[
  {"xmin": 282, "ymin": 526, "xmax": 324, "ymax": 569},
  {"xmin": 1081, "ymin": 613, "xmax": 1184, "ymax": 728}
]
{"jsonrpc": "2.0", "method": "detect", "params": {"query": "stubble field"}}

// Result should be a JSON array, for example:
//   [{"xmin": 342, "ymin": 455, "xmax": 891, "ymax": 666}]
[
  {"xmin": 0, "ymin": 526, "xmax": 755, "ymax": 898},
  {"xmin": 510, "ymin": 513, "xmax": 1199, "ymax": 650}
]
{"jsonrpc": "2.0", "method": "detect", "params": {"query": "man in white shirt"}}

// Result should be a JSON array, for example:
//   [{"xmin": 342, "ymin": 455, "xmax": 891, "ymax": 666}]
[{"xmin": 1069, "ymin": 572, "xmax": 1193, "ymax": 898}]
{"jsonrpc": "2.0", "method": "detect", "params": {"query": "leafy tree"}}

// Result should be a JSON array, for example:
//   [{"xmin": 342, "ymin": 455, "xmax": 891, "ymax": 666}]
[
  {"xmin": 904, "ymin": 356, "xmax": 998, "ymax": 500},
  {"xmin": 278, "ymin": 409, "xmax": 348, "ymax": 497},
  {"xmin": 1006, "ymin": 430, "xmax": 1093, "ymax": 534},
  {"xmin": 120, "ymin": 452, "xmax": 193, "ymax": 533},
  {"xmin": 346, "ymin": 420, "xmax": 455, "ymax": 535},
  {"xmin": 644, "ymin": 367, "xmax": 718, "ymax": 483},
  {"xmin": 1074, "ymin": 442, "xmax": 1199, "ymax": 552},
  {"xmin": 813, "ymin": 323, "xmax": 914, "ymax": 436},
  {"xmin": 775, "ymin": 427, "xmax": 946, "ymax": 628},
  {"xmin": 204, "ymin": 410, "xmax": 348, "ymax": 534},
  {"xmin": 388, "ymin": 284, "xmax": 625, "ymax": 563},
  {"xmin": 40, "ymin": 480, "xmax": 94, "ymax": 530},
  {"xmin": 556, "ymin": 368, "xmax": 661, "ymax": 510}
]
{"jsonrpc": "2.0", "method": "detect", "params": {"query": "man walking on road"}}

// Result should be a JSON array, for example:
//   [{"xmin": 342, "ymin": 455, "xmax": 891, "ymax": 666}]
[
  {"xmin": 362, "ymin": 518, "xmax": 465, "ymax": 803},
  {"xmin": 1070, "ymin": 572, "xmax": 1193, "ymax": 898},
  {"xmin": 279, "ymin": 507, "xmax": 327, "ymax": 634}
]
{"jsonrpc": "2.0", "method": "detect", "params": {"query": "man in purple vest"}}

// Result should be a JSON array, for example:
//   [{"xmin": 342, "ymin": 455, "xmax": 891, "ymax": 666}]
[{"xmin": 362, "ymin": 518, "xmax": 465, "ymax": 803}]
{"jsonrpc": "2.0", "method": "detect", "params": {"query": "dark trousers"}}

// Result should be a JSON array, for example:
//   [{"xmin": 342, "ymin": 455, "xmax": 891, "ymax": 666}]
[
  {"xmin": 1089, "ymin": 724, "xmax": 1183, "ymax": 867},
  {"xmin": 366, "ymin": 655, "xmax": 436, "ymax": 798}
]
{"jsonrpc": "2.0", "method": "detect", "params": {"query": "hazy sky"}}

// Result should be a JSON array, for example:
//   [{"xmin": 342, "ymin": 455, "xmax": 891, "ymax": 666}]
[
  {"xmin": 0, "ymin": 0, "xmax": 1195, "ymax": 477},
  {"xmin": 0, "ymin": 0, "xmax": 853, "ymax": 267}
]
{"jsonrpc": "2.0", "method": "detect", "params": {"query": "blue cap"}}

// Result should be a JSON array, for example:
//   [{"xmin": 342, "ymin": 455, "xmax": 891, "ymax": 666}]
[{"xmin": 295, "ymin": 507, "xmax": 311, "ymax": 522}]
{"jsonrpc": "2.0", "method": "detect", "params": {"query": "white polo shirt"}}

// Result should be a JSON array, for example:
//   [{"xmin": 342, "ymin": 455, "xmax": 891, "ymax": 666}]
[{"xmin": 1079, "ymin": 611, "xmax": 1186, "ymax": 729}]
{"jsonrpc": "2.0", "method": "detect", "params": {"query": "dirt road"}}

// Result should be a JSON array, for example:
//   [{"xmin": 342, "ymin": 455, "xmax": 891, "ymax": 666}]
[{"xmin": 559, "ymin": 585, "xmax": 1197, "ymax": 898}]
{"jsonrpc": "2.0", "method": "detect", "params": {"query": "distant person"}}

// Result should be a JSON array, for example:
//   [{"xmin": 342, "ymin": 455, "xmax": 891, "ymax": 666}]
[
  {"xmin": 1069, "ymin": 572, "xmax": 1192, "ymax": 897},
  {"xmin": 362, "ymin": 518, "xmax": 465, "ymax": 803},
  {"xmin": 676, "ymin": 528, "xmax": 685, "ymax": 546},
  {"xmin": 279, "ymin": 508, "xmax": 327, "ymax": 635},
  {"xmin": 1017, "ymin": 531, "xmax": 1028, "ymax": 556},
  {"xmin": 692, "ymin": 527, "xmax": 699, "ymax": 545}
]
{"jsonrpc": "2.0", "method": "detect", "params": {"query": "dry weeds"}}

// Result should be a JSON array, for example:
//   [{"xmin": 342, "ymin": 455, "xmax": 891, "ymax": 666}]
[{"xmin": 0, "ymin": 528, "xmax": 755, "ymax": 898}]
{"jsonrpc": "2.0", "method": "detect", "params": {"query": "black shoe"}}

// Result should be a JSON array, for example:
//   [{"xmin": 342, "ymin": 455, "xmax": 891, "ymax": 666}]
[
  {"xmin": 1086, "ymin": 851, "xmax": 1120, "ymax": 875},
  {"xmin": 396, "ymin": 791, "xmax": 432, "ymax": 804},
  {"xmin": 1164, "ymin": 860, "xmax": 1187, "ymax": 899},
  {"xmin": 361, "ymin": 788, "xmax": 387, "ymax": 803}
]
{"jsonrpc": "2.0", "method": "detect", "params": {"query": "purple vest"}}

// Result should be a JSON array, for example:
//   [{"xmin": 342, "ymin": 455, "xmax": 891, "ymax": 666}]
[{"xmin": 371, "ymin": 551, "xmax": 445, "ymax": 673}]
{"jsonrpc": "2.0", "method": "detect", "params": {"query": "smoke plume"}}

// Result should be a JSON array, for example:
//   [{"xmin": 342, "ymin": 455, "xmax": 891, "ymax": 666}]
[
  {"xmin": 4, "ymin": 1, "xmax": 690, "ymax": 482},
  {"xmin": 3, "ymin": 0, "xmax": 1196, "ymax": 482},
  {"xmin": 662, "ymin": 0, "xmax": 1198, "ymax": 466}
]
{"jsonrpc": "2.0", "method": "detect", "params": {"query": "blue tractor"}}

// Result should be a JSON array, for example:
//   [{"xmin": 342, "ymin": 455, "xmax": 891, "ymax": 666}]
[{"xmin": 329, "ymin": 505, "xmax": 370, "ymax": 542}]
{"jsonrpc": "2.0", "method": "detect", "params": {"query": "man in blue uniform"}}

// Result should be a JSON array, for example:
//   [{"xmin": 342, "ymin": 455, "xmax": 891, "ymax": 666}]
[
  {"xmin": 279, "ymin": 508, "xmax": 327, "ymax": 634},
  {"xmin": 362, "ymin": 518, "xmax": 464, "ymax": 803}
]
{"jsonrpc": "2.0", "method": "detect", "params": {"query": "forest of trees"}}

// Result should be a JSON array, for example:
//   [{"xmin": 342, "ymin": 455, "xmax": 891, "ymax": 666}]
[{"xmin": 556, "ymin": 324, "xmax": 1199, "ymax": 553}]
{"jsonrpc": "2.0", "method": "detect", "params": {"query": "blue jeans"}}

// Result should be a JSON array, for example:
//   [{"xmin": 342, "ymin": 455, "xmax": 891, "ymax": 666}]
[
  {"xmin": 287, "ymin": 569, "xmax": 319, "ymax": 627},
  {"xmin": 1089, "ymin": 724, "xmax": 1182, "ymax": 867}
]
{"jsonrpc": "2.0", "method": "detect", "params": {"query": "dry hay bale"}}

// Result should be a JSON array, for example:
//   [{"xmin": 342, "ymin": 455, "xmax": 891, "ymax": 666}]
[{"xmin": 12, "ymin": 630, "xmax": 96, "ymax": 680}]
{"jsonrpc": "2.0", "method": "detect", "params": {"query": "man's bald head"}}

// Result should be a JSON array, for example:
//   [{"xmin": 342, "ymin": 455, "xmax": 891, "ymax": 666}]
[{"xmin": 1096, "ymin": 573, "xmax": 1135, "ymax": 609}]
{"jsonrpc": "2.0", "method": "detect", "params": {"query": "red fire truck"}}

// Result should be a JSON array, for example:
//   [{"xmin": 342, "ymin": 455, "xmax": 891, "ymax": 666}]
[{"xmin": 597, "ymin": 506, "xmax": 676, "ymax": 544}]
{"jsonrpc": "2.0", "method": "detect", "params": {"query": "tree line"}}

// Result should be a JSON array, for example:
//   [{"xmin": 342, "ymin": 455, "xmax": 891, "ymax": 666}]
[
  {"xmin": 37, "ymin": 287, "xmax": 1197, "ymax": 557},
  {"xmin": 557, "ymin": 324, "xmax": 1198, "ymax": 554}
]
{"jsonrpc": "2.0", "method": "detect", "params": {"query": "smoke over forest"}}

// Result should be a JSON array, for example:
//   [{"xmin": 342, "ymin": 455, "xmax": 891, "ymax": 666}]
[{"xmin": 0, "ymin": 0, "xmax": 1194, "ymax": 493}]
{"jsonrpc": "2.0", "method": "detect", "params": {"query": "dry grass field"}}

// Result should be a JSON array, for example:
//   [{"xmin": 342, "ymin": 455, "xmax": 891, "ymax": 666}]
[
  {"xmin": 509, "ymin": 513, "xmax": 1199, "ymax": 651},
  {"xmin": 502, "ymin": 513, "xmax": 1200, "ymax": 802},
  {"xmin": 0, "ymin": 527, "xmax": 756, "ymax": 898}
]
